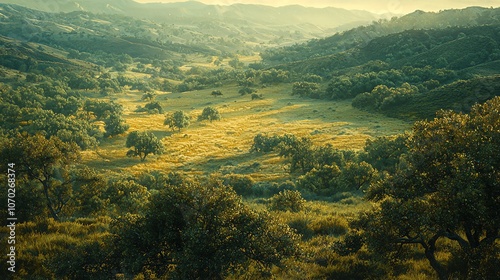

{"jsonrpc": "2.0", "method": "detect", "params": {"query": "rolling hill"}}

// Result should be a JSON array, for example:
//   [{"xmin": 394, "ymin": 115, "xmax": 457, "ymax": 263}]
[
  {"xmin": 0, "ymin": 0, "xmax": 392, "ymax": 49},
  {"xmin": 261, "ymin": 7, "xmax": 500, "ymax": 64}
]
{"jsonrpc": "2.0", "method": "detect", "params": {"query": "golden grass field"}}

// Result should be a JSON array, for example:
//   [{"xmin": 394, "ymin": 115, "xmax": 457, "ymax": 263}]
[{"xmin": 82, "ymin": 82, "xmax": 411, "ymax": 181}]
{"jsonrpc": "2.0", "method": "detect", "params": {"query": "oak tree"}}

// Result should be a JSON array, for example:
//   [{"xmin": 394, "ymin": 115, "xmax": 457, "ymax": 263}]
[
  {"xmin": 0, "ymin": 134, "xmax": 80, "ymax": 220},
  {"xmin": 164, "ymin": 110, "xmax": 190, "ymax": 132},
  {"xmin": 358, "ymin": 97, "xmax": 500, "ymax": 280},
  {"xmin": 126, "ymin": 131, "xmax": 165, "ymax": 161},
  {"xmin": 198, "ymin": 106, "xmax": 221, "ymax": 122}
]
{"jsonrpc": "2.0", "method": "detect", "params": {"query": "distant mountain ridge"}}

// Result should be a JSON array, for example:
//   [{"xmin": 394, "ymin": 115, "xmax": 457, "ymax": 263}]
[
  {"xmin": 261, "ymin": 6, "xmax": 500, "ymax": 63},
  {"xmin": 0, "ymin": 0, "xmax": 387, "ymax": 33}
]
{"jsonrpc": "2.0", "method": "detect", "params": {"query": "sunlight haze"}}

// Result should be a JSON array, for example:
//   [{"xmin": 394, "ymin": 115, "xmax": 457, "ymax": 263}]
[{"xmin": 134, "ymin": 0, "xmax": 500, "ymax": 14}]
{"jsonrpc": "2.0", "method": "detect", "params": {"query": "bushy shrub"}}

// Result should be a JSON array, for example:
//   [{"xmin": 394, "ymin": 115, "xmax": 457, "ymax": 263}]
[
  {"xmin": 221, "ymin": 174, "xmax": 254, "ymax": 197},
  {"xmin": 309, "ymin": 216, "xmax": 348, "ymax": 236},
  {"xmin": 332, "ymin": 232, "xmax": 364, "ymax": 256},
  {"xmin": 287, "ymin": 214, "xmax": 314, "ymax": 239},
  {"xmin": 268, "ymin": 190, "xmax": 306, "ymax": 212},
  {"xmin": 250, "ymin": 133, "xmax": 282, "ymax": 152}
]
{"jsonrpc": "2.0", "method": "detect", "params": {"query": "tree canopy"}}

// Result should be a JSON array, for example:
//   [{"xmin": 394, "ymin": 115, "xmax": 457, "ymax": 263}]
[
  {"xmin": 125, "ymin": 131, "xmax": 165, "ymax": 161},
  {"xmin": 113, "ymin": 179, "xmax": 300, "ymax": 279},
  {"xmin": 358, "ymin": 96, "xmax": 500, "ymax": 280},
  {"xmin": 164, "ymin": 110, "xmax": 190, "ymax": 132},
  {"xmin": 0, "ymin": 134, "xmax": 80, "ymax": 220},
  {"xmin": 198, "ymin": 106, "xmax": 221, "ymax": 122}
]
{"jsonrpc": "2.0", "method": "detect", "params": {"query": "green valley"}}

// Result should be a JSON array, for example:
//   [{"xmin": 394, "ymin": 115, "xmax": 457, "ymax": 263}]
[{"xmin": 0, "ymin": 1, "xmax": 499, "ymax": 279}]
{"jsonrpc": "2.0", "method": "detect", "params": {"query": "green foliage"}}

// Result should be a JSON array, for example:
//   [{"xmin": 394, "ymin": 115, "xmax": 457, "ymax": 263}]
[
  {"xmin": 84, "ymin": 100, "xmax": 124, "ymax": 121},
  {"xmin": 260, "ymin": 69, "xmax": 290, "ymax": 84},
  {"xmin": 309, "ymin": 216, "xmax": 348, "ymax": 236},
  {"xmin": 221, "ymin": 174, "xmax": 255, "ymax": 197},
  {"xmin": 261, "ymin": 9, "xmax": 500, "ymax": 65},
  {"xmin": 20, "ymin": 108, "xmax": 100, "ymax": 150},
  {"xmin": 68, "ymin": 167, "xmax": 109, "ymax": 217},
  {"xmin": 164, "ymin": 110, "xmax": 190, "ymax": 132},
  {"xmin": 1, "ymin": 218, "xmax": 114, "ymax": 279},
  {"xmin": 104, "ymin": 113, "xmax": 129, "ymax": 137},
  {"xmin": 332, "ymin": 231, "xmax": 364, "ymax": 256},
  {"xmin": 125, "ymin": 131, "xmax": 165, "ymax": 161},
  {"xmin": 104, "ymin": 177, "xmax": 150, "ymax": 216},
  {"xmin": 276, "ymin": 135, "xmax": 315, "ymax": 173},
  {"xmin": 297, "ymin": 164, "xmax": 342, "ymax": 195},
  {"xmin": 268, "ymin": 190, "xmax": 306, "ymax": 212},
  {"xmin": 238, "ymin": 86, "xmax": 256, "ymax": 95},
  {"xmin": 198, "ymin": 106, "xmax": 221, "ymax": 122},
  {"xmin": 360, "ymin": 134, "xmax": 408, "ymax": 173},
  {"xmin": 141, "ymin": 92, "xmax": 156, "ymax": 101},
  {"xmin": 352, "ymin": 83, "xmax": 419, "ymax": 111},
  {"xmin": 251, "ymin": 93, "xmax": 263, "ymax": 100},
  {"xmin": 136, "ymin": 170, "xmax": 169, "ymax": 190},
  {"xmin": 387, "ymin": 75, "xmax": 500, "ymax": 120},
  {"xmin": 250, "ymin": 133, "xmax": 283, "ymax": 152},
  {"xmin": 51, "ymin": 235, "xmax": 117, "ymax": 280},
  {"xmin": 303, "ymin": 73, "xmax": 323, "ymax": 83},
  {"xmin": 0, "ymin": 134, "xmax": 80, "ymax": 220},
  {"xmin": 211, "ymin": 89, "xmax": 223, "ymax": 97},
  {"xmin": 139, "ymin": 101, "xmax": 164, "ymax": 114},
  {"xmin": 358, "ymin": 97, "xmax": 500, "ymax": 280},
  {"xmin": 229, "ymin": 57, "xmax": 244, "ymax": 68},
  {"xmin": 112, "ymin": 180, "xmax": 300, "ymax": 279},
  {"xmin": 337, "ymin": 161, "xmax": 377, "ymax": 191},
  {"xmin": 292, "ymin": 81, "xmax": 320, "ymax": 98}
]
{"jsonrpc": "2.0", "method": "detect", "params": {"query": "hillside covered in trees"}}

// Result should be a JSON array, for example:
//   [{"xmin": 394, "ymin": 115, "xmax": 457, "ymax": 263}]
[{"xmin": 0, "ymin": 2, "xmax": 499, "ymax": 279}]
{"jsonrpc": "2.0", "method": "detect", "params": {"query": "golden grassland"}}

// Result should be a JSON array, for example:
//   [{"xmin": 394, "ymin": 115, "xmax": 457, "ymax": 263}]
[{"xmin": 82, "ymin": 82, "xmax": 410, "ymax": 181}]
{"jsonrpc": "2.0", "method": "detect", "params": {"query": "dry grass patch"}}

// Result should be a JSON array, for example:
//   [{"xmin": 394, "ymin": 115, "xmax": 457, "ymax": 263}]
[{"xmin": 81, "ymin": 84, "xmax": 410, "ymax": 179}]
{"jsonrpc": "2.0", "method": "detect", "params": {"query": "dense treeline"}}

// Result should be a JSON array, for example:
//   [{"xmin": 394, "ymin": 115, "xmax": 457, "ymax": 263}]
[
  {"xmin": 0, "ymin": 72, "xmax": 130, "ymax": 149},
  {"xmin": 272, "ymin": 29, "xmax": 500, "ymax": 120}
]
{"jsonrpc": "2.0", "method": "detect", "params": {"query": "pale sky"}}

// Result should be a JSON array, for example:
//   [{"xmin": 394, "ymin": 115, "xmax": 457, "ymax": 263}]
[{"xmin": 133, "ymin": 0, "xmax": 500, "ymax": 14}]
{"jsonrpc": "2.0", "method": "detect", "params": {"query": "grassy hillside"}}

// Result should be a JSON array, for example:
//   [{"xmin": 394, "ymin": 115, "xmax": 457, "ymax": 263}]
[
  {"xmin": 263, "ymin": 10, "xmax": 500, "ymax": 122},
  {"xmin": 386, "ymin": 75, "xmax": 500, "ymax": 120},
  {"xmin": 83, "ymin": 83, "xmax": 409, "ymax": 181}
]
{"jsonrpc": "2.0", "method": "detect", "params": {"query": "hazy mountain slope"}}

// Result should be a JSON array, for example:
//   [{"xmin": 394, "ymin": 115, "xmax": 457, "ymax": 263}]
[
  {"xmin": 262, "ymin": 7, "xmax": 500, "ymax": 122},
  {"xmin": 0, "ymin": 0, "xmax": 380, "ymax": 28},
  {"xmin": 261, "ymin": 7, "xmax": 500, "ymax": 63},
  {"xmin": 0, "ymin": 0, "xmax": 388, "ymax": 47},
  {"xmin": 0, "ymin": 35, "xmax": 94, "ymax": 73},
  {"xmin": 270, "ymin": 20, "xmax": 500, "ymax": 77},
  {"xmin": 0, "ymin": 4, "xmax": 213, "ymax": 60}
]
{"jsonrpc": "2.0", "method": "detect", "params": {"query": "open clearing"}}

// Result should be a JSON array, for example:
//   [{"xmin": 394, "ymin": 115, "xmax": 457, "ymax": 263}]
[{"xmin": 82, "ymin": 83, "xmax": 411, "ymax": 181}]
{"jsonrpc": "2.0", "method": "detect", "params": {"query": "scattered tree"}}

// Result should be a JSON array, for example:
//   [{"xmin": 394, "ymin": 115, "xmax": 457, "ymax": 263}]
[
  {"xmin": 198, "ymin": 106, "xmax": 221, "ymax": 122},
  {"xmin": 251, "ymin": 93, "xmax": 263, "ymax": 100},
  {"xmin": 104, "ymin": 114, "xmax": 129, "ymax": 137},
  {"xmin": 238, "ymin": 86, "xmax": 256, "ymax": 95},
  {"xmin": 125, "ymin": 131, "xmax": 165, "ymax": 161},
  {"xmin": 141, "ymin": 92, "xmax": 156, "ymax": 101},
  {"xmin": 144, "ymin": 101, "xmax": 164, "ymax": 114},
  {"xmin": 211, "ymin": 90, "xmax": 223, "ymax": 97},
  {"xmin": 292, "ymin": 82, "xmax": 320, "ymax": 98},
  {"xmin": 268, "ymin": 190, "xmax": 306, "ymax": 212},
  {"xmin": 164, "ymin": 110, "xmax": 190, "ymax": 132}
]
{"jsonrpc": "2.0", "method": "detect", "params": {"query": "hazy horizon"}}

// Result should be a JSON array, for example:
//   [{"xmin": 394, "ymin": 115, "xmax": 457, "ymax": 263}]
[{"xmin": 134, "ymin": 0, "xmax": 500, "ymax": 14}]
